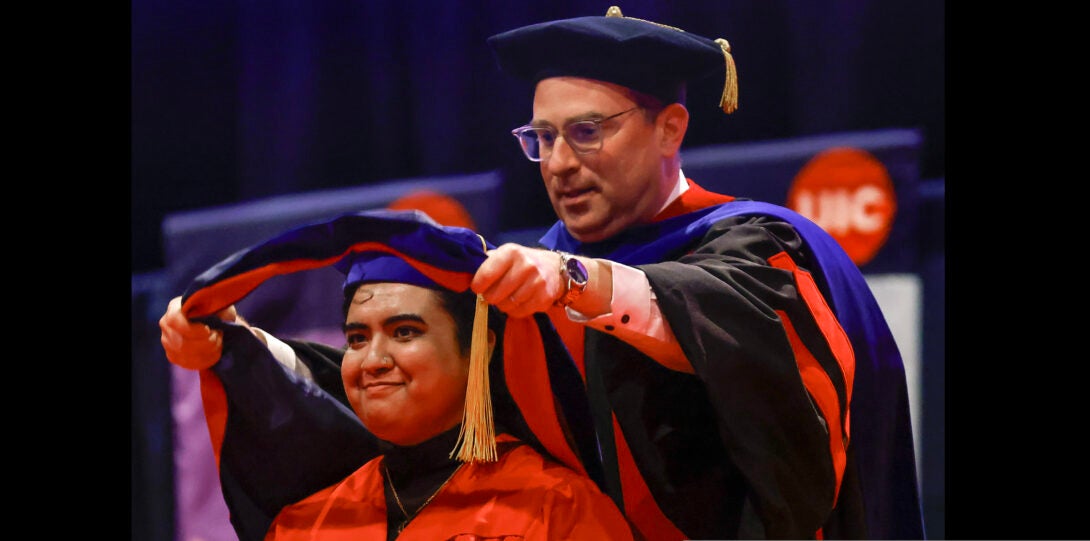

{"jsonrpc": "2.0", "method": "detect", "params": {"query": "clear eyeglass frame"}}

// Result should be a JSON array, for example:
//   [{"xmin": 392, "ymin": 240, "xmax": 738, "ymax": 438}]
[{"xmin": 510, "ymin": 106, "xmax": 640, "ymax": 162}]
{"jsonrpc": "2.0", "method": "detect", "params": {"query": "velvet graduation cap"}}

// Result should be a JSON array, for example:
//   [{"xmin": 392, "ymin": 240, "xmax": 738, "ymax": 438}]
[
  {"xmin": 179, "ymin": 209, "xmax": 602, "ymax": 536},
  {"xmin": 487, "ymin": 5, "xmax": 739, "ymax": 113}
]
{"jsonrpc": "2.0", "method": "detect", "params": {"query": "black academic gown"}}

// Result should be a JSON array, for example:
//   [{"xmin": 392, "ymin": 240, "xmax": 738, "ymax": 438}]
[{"xmin": 537, "ymin": 183, "xmax": 924, "ymax": 540}]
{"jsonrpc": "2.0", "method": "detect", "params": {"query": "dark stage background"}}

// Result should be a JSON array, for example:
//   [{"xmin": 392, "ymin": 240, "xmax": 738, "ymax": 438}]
[{"xmin": 131, "ymin": 0, "xmax": 944, "ymax": 275}]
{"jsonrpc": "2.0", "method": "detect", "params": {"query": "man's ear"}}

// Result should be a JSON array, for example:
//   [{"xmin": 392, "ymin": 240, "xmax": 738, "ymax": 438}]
[{"xmin": 657, "ymin": 103, "xmax": 689, "ymax": 157}]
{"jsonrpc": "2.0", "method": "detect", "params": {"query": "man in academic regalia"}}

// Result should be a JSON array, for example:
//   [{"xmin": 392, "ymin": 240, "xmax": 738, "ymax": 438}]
[{"xmin": 469, "ymin": 6, "xmax": 925, "ymax": 540}]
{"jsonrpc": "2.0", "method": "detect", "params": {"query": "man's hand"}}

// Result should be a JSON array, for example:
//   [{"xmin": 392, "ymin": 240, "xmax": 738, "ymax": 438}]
[
  {"xmin": 159, "ymin": 296, "xmax": 241, "ymax": 370},
  {"xmin": 471, "ymin": 244, "xmax": 566, "ymax": 318}
]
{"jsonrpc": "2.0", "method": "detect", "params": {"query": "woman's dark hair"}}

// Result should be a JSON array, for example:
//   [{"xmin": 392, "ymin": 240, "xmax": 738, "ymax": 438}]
[{"xmin": 433, "ymin": 287, "xmax": 494, "ymax": 357}]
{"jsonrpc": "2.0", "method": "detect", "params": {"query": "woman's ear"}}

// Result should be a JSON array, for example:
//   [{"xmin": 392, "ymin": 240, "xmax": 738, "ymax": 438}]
[
  {"xmin": 657, "ymin": 103, "xmax": 690, "ymax": 157},
  {"xmin": 486, "ymin": 329, "xmax": 497, "ymax": 359}
]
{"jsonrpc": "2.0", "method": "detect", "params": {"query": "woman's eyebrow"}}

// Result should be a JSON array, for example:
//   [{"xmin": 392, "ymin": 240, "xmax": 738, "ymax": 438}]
[
  {"xmin": 343, "ymin": 313, "xmax": 427, "ymax": 333},
  {"xmin": 383, "ymin": 313, "xmax": 426, "ymax": 326}
]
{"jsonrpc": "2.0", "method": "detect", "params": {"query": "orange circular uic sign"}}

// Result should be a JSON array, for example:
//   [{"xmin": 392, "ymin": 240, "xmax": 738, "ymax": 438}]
[{"xmin": 786, "ymin": 147, "xmax": 897, "ymax": 267}]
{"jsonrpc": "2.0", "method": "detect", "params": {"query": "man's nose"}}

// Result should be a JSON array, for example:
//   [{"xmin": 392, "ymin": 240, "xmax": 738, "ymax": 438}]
[{"xmin": 545, "ymin": 136, "xmax": 581, "ymax": 173}]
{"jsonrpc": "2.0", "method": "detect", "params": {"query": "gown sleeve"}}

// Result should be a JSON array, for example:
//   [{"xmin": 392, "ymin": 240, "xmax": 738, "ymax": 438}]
[
  {"xmin": 638, "ymin": 215, "xmax": 852, "ymax": 537},
  {"xmin": 195, "ymin": 319, "xmax": 379, "ymax": 541}
]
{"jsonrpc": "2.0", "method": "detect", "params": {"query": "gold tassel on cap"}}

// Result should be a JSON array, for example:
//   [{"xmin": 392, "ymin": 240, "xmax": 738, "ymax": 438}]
[
  {"xmin": 715, "ymin": 38, "xmax": 739, "ymax": 114},
  {"xmin": 451, "ymin": 236, "xmax": 497, "ymax": 463}
]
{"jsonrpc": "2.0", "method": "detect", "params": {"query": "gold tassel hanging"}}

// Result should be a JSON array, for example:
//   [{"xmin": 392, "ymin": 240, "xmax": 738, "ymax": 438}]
[
  {"xmin": 715, "ymin": 38, "xmax": 739, "ymax": 114},
  {"xmin": 451, "ymin": 238, "xmax": 497, "ymax": 463}
]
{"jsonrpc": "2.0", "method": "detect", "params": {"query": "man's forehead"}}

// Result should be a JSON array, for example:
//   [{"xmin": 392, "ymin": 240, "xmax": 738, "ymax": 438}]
[{"xmin": 532, "ymin": 77, "xmax": 634, "ymax": 114}]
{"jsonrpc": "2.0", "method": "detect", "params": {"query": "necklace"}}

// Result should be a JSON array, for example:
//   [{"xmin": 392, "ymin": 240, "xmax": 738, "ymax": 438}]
[{"xmin": 384, "ymin": 462, "xmax": 463, "ymax": 534}]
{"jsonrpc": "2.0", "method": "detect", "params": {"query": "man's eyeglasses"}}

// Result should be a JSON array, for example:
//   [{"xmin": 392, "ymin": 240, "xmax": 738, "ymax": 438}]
[{"xmin": 510, "ymin": 107, "xmax": 640, "ymax": 162}]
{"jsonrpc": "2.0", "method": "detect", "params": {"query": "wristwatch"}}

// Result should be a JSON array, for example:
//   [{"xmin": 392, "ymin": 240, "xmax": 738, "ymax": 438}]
[{"xmin": 555, "ymin": 251, "xmax": 589, "ymax": 307}]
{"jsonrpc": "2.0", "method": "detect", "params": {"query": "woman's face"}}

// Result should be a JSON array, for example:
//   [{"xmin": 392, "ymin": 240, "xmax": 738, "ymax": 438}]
[{"xmin": 341, "ymin": 282, "xmax": 468, "ymax": 446}]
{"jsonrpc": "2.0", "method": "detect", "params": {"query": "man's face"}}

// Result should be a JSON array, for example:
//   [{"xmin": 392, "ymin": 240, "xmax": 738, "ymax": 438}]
[
  {"xmin": 531, "ymin": 76, "xmax": 669, "ymax": 243},
  {"xmin": 341, "ymin": 283, "xmax": 468, "ymax": 446}
]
